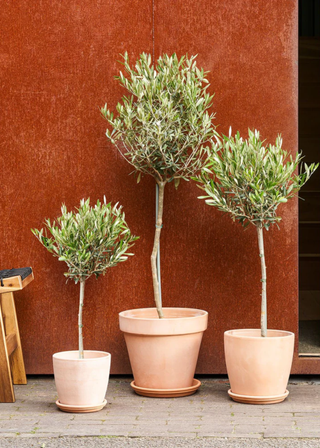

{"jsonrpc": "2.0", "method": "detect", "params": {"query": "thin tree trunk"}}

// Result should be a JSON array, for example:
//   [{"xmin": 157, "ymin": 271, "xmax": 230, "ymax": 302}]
[
  {"xmin": 156, "ymin": 184, "xmax": 162, "ymax": 306},
  {"xmin": 257, "ymin": 226, "xmax": 267, "ymax": 337},
  {"xmin": 151, "ymin": 181, "xmax": 165, "ymax": 318},
  {"xmin": 78, "ymin": 280, "xmax": 85, "ymax": 358}
]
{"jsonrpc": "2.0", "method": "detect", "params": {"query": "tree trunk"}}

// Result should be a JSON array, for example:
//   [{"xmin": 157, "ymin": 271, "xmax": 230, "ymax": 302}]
[
  {"xmin": 151, "ymin": 181, "xmax": 165, "ymax": 318},
  {"xmin": 78, "ymin": 280, "xmax": 85, "ymax": 358},
  {"xmin": 257, "ymin": 226, "xmax": 267, "ymax": 337},
  {"xmin": 156, "ymin": 183, "xmax": 162, "ymax": 308}
]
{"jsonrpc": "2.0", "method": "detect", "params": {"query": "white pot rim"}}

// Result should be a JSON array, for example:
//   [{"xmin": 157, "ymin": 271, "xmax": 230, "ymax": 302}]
[
  {"xmin": 224, "ymin": 329, "xmax": 294, "ymax": 339},
  {"xmin": 53, "ymin": 350, "xmax": 111, "ymax": 361},
  {"xmin": 119, "ymin": 307, "xmax": 208, "ymax": 321}
]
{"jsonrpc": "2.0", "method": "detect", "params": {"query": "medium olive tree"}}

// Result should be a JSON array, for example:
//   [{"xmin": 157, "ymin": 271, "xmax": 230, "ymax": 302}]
[
  {"xmin": 196, "ymin": 129, "xmax": 318, "ymax": 337},
  {"xmin": 101, "ymin": 52, "xmax": 216, "ymax": 318},
  {"xmin": 32, "ymin": 198, "xmax": 138, "ymax": 358}
]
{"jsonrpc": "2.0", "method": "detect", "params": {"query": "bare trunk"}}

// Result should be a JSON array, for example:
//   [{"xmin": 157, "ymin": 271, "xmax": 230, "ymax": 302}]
[
  {"xmin": 156, "ymin": 183, "xmax": 162, "ymax": 308},
  {"xmin": 78, "ymin": 280, "xmax": 85, "ymax": 358},
  {"xmin": 257, "ymin": 226, "xmax": 267, "ymax": 337},
  {"xmin": 151, "ymin": 181, "xmax": 165, "ymax": 318}
]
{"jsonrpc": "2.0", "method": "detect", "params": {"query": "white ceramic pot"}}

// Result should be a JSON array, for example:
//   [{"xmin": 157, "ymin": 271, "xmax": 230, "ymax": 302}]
[{"xmin": 53, "ymin": 350, "xmax": 111, "ymax": 406}]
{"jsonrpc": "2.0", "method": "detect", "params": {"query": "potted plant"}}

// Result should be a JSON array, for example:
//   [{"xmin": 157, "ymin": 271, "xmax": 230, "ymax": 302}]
[
  {"xmin": 196, "ymin": 129, "xmax": 318, "ymax": 404},
  {"xmin": 101, "ymin": 53, "xmax": 216, "ymax": 397},
  {"xmin": 32, "ymin": 198, "xmax": 137, "ymax": 412}
]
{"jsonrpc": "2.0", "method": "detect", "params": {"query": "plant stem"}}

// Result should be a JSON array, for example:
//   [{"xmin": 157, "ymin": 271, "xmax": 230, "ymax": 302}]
[
  {"xmin": 151, "ymin": 181, "xmax": 165, "ymax": 318},
  {"xmin": 156, "ymin": 183, "xmax": 162, "ymax": 307},
  {"xmin": 257, "ymin": 226, "xmax": 267, "ymax": 337},
  {"xmin": 78, "ymin": 280, "xmax": 85, "ymax": 359}
]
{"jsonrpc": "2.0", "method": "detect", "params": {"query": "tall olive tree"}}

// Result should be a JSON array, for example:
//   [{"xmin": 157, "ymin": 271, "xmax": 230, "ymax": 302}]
[
  {"xmin": 101, "ymin": 53, "xmax": 216, "ymax": 318},
  {"xmin": 32, "ymin": 198, "xmax": 138, "ymax": 358},
  {"xmin": 196, "ymin": 129, "xmax": 318, "ymax": 337}
]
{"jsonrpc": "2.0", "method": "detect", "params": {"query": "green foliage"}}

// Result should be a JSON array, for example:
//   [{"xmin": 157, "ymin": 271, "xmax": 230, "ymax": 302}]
[
  {"xmin": 101, "ymin": 52, "xmax": 216, "ymax": 185},
  {"xmin": 32, "ymin": 198, "xmax": 138, "ymax": 283},
  {"xmin": 197, "ymin": 129, "xmax": 318, "ymax": 230}
]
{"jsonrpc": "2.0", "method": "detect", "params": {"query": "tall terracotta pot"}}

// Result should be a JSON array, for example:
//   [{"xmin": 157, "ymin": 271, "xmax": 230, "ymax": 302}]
[
  {"xmin": 224, "ymin": 329, "xmax": 294, "ymax": 404},
  {"xmin": 119, "ymin": 307, "xmax": 208, "ymax": 397},
  {"xmin": 53, "ymin": 350, "xmax": 111, "ymax": 412}
]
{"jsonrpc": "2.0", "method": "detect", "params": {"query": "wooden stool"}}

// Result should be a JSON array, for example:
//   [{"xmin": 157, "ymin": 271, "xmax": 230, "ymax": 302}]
[{"xmin": 0, "ymin": 267, "xmax": 34, "ymax": 402}]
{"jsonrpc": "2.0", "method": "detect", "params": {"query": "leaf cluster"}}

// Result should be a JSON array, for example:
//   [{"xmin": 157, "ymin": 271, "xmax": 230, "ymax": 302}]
[
  {"xmin": 32, "ymin": 198, "xmax": 138, "ymax": 283},
  {"xmin": 101, "ymin": 52, "xmax": 216, "ymax": 187},
  {"xmin": 197, "ymin": 129, "xmax": 318, "ymax": 230}
]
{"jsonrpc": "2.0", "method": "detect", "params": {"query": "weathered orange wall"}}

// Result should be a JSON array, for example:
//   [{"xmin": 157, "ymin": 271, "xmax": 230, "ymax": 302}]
[{"xmin": 1, "ymin": 1, "xmax": 311, "ymax": 374}]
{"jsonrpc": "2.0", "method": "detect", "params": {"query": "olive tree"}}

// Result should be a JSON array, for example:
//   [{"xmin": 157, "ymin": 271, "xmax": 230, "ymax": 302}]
[
  {"xmin": 101, "ymin": 52, "xmax": 216, "ymax": 318},
  {"xmin": 196, "ymin": 129, "xmax": 318, "ymax": 337},
  {"xmin": 32, "ymin": 198, "xmax": 138, "ymax": 358}
]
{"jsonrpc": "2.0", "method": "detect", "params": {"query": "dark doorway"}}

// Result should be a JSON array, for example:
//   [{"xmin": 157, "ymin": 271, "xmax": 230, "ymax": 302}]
[{"xmin": 299, "ymin": 0, "xmax": 320, "ymax": 355}]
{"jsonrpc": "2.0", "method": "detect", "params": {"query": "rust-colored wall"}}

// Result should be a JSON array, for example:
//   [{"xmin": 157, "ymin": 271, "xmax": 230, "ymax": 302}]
[{"xmin": 1, "ymin": 0, "xmax": 311, "ymax": 374}]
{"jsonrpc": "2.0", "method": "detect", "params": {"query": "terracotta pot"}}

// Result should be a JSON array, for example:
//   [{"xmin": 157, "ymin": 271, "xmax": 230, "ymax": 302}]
[
  {"xmin": 53, "ymin": 350, "xmax": 111, "ymax": 408},
  {"xmin": 119, "ymin": 307, "xmax": 208, "ymax": 396},
  {"xmin": 224, "ymin": 329, "xmax": 294, "ymax": 404}
]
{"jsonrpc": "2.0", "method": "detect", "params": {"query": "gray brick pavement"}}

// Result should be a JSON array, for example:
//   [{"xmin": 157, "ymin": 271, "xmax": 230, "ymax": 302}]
[{"xmin": 0, "ymin": 377, "xmax": 320, "ymax": 446}]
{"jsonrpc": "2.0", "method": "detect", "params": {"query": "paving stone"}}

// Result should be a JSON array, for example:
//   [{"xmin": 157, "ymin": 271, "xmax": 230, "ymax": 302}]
[{"xmin": 2, "ymin": 377, "xmax": 320, "ymax": 441}]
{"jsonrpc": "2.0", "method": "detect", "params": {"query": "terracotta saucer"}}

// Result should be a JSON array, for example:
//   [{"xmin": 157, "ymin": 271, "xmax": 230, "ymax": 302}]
[
  {"xmin": 131, "ymin": 379, "xmax": 201, "ymax": 398},
  {"xmin": 228, "ymin": 389, "xmax": 289, "ymax": 405},
  {"xmin": 56, "ymin": 399, "xmax": 107, "ymax": 413}
]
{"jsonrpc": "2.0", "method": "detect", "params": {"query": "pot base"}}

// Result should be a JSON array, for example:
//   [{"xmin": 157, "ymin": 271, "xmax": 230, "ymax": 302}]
[
  {"xmin": 56, "ymin": 399, "xmax": 107, "ymax": 413},
  {"xmin": 228, "ymin": 389, "xmax": 289, "ymax": 405},
  {"xmin": 131, "ymin": 379, "xmax": 201, "ymax": 398}
]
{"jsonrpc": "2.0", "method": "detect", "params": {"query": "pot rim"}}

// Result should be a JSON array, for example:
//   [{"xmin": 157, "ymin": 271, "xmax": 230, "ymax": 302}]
[
  {"xmin": 119, "ymin": 307, "xmax": 208, "ymax": 321},
  {"xmin": 53, "ymin": 350, "xmax": 111, "ymax": 361},
  {"xmin": 224, "ymin": 329, "xmax": 294, "ymax": 339}
]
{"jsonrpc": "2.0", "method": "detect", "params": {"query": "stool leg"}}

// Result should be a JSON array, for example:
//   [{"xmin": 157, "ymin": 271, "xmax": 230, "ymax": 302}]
[
  {"xmin": 0, "ymin": 301, "xmax": 15, "ymax": 402},
  {"xmin": 0, "ymin": 293, "xmax": 27, "ymax": 385}
]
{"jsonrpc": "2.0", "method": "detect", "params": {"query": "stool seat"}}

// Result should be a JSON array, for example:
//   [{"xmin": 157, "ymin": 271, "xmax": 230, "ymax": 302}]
[
  {"xmin": 0, "ymin": 267, "xmax": 34, "ymax": 293},
  {"xmin": 0, "ymin": 267, "xmax": 33, "ymax": 402}
]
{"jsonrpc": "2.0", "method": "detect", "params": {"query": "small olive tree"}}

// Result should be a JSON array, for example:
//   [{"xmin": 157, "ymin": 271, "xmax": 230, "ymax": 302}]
[
  {"xmin": 32, "ymin": 198, "xmax": 138, "ymax": 358},
  {"xmin": 101, "ymin": 52, "xmax": 216, "ymax": 318},
  {"xmin": 196, "ymin": 129, "xmax": 318, "ymax": 337}
]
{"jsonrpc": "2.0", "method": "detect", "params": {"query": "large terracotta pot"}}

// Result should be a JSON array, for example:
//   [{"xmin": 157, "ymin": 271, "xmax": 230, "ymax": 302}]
[
  {"xmin": 53, "ymin": 350, "xmax": 111, "ymax": 412},
  {"xmin": 119, "ymin": 307, "xmax": 208, "ymax": 397},
  {"xmin": 224, "ymin": 329, "xmax": 294, "ymax": 404}
]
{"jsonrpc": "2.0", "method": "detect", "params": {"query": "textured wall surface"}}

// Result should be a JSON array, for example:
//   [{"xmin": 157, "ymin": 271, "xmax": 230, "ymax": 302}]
[{"xmin": 1, "ymin": 0, "xmax": 310, "ymax": 374}]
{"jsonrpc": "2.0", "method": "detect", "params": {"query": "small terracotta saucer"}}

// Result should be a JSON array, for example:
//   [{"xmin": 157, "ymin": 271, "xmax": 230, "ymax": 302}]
[
  {"xmin": 131, "ymin": 379, "xmax": 201, "ymax": 398},
  {"xmin": 228, "ymin": 389, "xmax": 289, "ymax": 405},
  {"xmin": 56, "ymin": 399, "xmax": 107, "ymax": 413}
]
